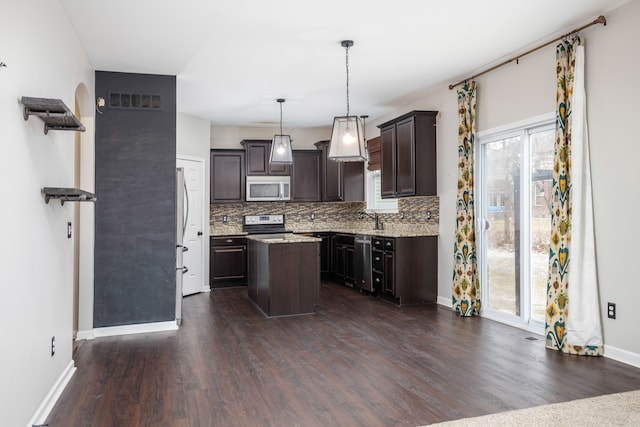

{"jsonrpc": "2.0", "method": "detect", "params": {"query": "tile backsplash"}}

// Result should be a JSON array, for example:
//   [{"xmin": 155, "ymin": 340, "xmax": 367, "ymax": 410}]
[{"xmin": 210, "ymin": 196, "xmax": 439, "ymax": 235}]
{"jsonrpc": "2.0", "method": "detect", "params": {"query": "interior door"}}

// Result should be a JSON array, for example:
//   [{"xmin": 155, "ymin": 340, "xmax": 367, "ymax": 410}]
[{"xmin": 177, "ymin": 156, "xmax": 204, "ymax": 296}]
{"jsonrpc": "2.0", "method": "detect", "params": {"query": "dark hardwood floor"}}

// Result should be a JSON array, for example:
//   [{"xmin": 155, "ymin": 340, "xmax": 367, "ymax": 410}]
[{"xmin": 46, "ymin": 281, "xmax": 640, "ymax": 426}]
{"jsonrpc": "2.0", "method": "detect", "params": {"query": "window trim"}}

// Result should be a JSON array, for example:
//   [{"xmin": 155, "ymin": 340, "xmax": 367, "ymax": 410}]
[{"xmin": 365, "ymin": 170, "xmax": 399, "ymax": 213}]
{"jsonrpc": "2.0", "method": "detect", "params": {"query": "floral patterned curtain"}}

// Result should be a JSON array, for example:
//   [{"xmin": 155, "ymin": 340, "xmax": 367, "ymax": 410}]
[
  {"xmin": 546, "ymin": 36, "xmax": 603, "ymax": 356},
  {"xmin": 452, "ymin": 81, "xmax": 481, "ymax": 317}
]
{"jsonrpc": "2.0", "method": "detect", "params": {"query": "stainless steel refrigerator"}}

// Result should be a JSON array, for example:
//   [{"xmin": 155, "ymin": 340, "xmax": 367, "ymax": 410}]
[{"xmin": 176, "ymin": 168, "xmax": 189, "ymax": 325}]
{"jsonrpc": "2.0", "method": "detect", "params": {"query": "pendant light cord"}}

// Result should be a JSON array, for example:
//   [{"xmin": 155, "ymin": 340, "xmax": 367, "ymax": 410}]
[
  {"xmin": 279, "ymin": 100, "xmax": 283, "ymax": 135},
  {"xmin": 345, "ymin": 43, "xmax": 350, "ymax": 117}
]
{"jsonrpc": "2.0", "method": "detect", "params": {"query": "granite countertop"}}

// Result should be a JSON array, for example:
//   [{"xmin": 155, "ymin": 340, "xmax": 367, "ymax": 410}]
[
  {"xmin": 245, "ymin": 233, "xmax": 322, "ymax": 244},
  {"xmin": 211, "ymin": 226, "xmax": 437, "ymax": 238},
  {"xmin": 290, "ymin": 228, "xmax": 437, "ymax": 238}
]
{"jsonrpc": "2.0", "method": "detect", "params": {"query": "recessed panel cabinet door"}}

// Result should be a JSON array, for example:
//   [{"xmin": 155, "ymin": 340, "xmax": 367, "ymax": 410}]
[
  {"xmin": 291, "ymin": 151, "xmax": 321, "ymax": 202},
  {"xmin": 211, "ymin": 150, "xmax": 245, "ymax": 203},
  {"xmin": 395, "ymin": 117, "xmax": 416, "ymax": 196},
  {"xmin": 380, "ymin": 125, "xmax": 396, "ymax": 198}
]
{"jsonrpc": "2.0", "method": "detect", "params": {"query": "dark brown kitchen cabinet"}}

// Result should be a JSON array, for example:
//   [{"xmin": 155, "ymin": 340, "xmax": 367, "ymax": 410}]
[
  {"xmin": 378, "ymin": 111, "xmax": 437, "ymax": 198},
  {"xmin": 371, "ymin": 235, "xmax": 437, "ymax": 305},
  {"xmin": 210, "ymin": 236, "xmax": 247, "ymax": 287},
  {"xmin": 314, "ymin": 140, "xmax": 364, "ymax": 202},
  {"xmin": 291, "ymin": 150, "xmax": 321, "ymax": 202},
  {"xmin": 210, "ymin": 150, "xmax": 245, "ymax": 203},
  {"xmin": 332, "ymin": 234, "xmax": 355, "ymax": 286},
  {"xmin": 314, "ymin": 232, "xmax": 333, "ymax": 274},
  {"xmin": 241, "ymin": 140, "xmax": 290, "ymax": 176}
]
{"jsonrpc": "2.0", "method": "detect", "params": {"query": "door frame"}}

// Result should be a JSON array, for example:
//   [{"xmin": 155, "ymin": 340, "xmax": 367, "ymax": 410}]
[
  {"xmin": 476, "ymin": 113, "xmax": 553, "ymax": 335},
  {"xmin": 177, "ymin": 154, "xmax": 208, "ymax": 293}
]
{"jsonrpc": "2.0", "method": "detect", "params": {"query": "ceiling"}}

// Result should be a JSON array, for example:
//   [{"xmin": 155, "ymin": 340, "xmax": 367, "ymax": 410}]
[{"xmin": 60, "ymin": 0, "xmax": 627, "ymax": 128}]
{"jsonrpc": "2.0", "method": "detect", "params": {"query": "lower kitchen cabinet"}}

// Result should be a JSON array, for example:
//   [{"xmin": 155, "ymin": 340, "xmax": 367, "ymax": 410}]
[
  {"xmin": 314, "ymin": 232, "xmax": 333, "ymax": 274},
  {"xmin": 372, "ymin": 236, "xmax": 437, "ymax": 305},
  {"xmin": 210, "ymin": 236, "xmax": 247, "ymax": 287},
  {"xmin": 332, "ymin": 234, "xmax": 355, "ymax": 286}
]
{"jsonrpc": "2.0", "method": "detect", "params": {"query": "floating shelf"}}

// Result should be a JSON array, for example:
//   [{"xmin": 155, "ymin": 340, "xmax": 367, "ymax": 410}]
[
  {"xmin": 21, "ymin": 96, "xmax": 86, "ymax": 135},
  {"xmin": 42, "ymin": 187, "xmax": 96, "ymax": 205}
]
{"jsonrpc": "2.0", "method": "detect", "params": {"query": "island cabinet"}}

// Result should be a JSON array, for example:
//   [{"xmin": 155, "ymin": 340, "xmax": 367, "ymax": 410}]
[
  {"xmin": 210, "ymin": 150, "xmax": 245, "ymax": 203},
  {"xmin": 241, "ymin": 139, "xmax": 290, "ymax": 176},
  {"xmin": 314, "ymin": 140, "xmax": 365, "ymax": 202},
  {"xmin": 247, "ymin": 236, "xmax": 320, "ymax": 317},
  {"xmin": 371, "ymin": 235, "xmax": 437, "ymax": 305},
  {"xmin": 210, "ymin": 236, "xmax": 247, "ymax": 287},
  {"xmin": 291, "ymin": 150, "xmax": 321, "ymax": 202},
  {"xmin": 378, "ymin": 111, "xmax": 438, "ymax": 199}
]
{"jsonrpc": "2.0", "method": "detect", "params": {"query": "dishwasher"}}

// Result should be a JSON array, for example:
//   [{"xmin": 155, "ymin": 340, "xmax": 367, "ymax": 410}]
[{"xmin": 354, "ymin": 235, "xmax": 373, "ymax": 292}]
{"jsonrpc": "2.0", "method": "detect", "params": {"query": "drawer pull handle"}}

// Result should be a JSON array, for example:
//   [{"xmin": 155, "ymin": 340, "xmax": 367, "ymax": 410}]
[
  {"xmin": 375, "ymin": 278, "xmax": 380, "ymax": 282},
  {"xmin": 226, "ymin": 239, "xmax": 233, "ymax": 243},
  {"xmin": 386, "ymin": 242, "xmax": 391, "ymax": 246}
]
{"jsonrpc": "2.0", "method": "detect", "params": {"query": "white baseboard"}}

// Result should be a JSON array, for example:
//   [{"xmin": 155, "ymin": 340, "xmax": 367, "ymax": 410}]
[
  {"xmin": 604, "ymin": 344, "xmax": 640, "ymax": 368},
  {"xmin": 437, "ymin": 296, "xmax": 452, "ymax": 308},
  {"xmin": 27, "ymin": 360, "xmax": 76, "ymax": 427},
  {"xmin": 76, "ymin": 329, "xmax": 95, "ymax": 341},
  {"xmin": 438, "ymin": 295, "xmax": 640, "ymax": 367},
  {"xmin": 93, "ymin": 320, "xmax": 178, "ymax": 338}
]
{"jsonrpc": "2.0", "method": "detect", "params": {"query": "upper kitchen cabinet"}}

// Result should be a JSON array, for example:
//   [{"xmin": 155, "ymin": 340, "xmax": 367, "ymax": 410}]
[
  {"xmin": 211, "ymin": 149, "xmax": 245, "ymax": 203},
  {"xmin": 314, "ymin": 140, "xmax": 364, "ymax": 202},
  {"xmin": 291, "ymin": 150, "xmax": 321, "ymax": 202},
  {"xmin": 241, "ymin": 139, "xmax": 290, "ymax": 176},
  {"xmin": 378, "ymin": 111, "xmax": 437, "ymax": 198}
]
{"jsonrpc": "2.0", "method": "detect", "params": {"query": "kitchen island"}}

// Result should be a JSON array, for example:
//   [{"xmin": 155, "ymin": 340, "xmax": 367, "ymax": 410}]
[{"xmin": 246, "ymin": 234, "xmax": 321, "ymax": 317}]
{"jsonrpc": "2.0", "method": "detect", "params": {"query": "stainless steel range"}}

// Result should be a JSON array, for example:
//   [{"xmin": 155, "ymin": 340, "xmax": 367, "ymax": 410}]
[{"xmin": 242, "ymin": 214, "xmax": 290, "ymax": 234}]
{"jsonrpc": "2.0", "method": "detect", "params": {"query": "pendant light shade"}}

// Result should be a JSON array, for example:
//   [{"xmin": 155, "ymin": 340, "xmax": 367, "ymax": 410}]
[
  {"xmin": 328, "ymin": 40, "xmax": 367, "ymax": 162},
  {"xmin": 270, "ymin": 98, "xmax": 293, "ymax": 164},
  {"xmin": 328, "ymin": 115, "xmax": 365, "ymax": 160}
]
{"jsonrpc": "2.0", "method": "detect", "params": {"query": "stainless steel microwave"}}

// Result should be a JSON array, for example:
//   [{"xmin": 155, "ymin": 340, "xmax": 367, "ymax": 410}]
[{"xmin": 246, "ymin": 176, "xmax": 291, "ymax": 201}]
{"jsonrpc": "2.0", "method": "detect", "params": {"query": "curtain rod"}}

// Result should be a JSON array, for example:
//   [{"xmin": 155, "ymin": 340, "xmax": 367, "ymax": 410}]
[{"xmin": 448, "ymin": 15, "xmax": 606, "ymax": 90}]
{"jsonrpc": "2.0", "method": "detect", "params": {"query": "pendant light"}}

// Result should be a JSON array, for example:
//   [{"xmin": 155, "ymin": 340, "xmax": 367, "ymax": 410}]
[
  {"xmin": 328, "ymin": 40, "xmax": 367, "ymax": 162},
  {"xmin": 269, "ymin": 98, "xmax": 293, "ymax": 164}
]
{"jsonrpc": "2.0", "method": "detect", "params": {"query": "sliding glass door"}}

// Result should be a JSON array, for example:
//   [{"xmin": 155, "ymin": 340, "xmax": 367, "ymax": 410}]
[{"xmin": 478, "ymin": 119, "xmax": 554, "ymax": 330}]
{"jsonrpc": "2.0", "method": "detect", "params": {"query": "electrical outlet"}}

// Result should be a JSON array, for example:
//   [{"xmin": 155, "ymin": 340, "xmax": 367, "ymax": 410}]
[
  {"xmin": 222, "ymin": 215, "xmax": 228, "ymax": 223},
  {"xmin": 310, "ymin": 213, "xmax": 315, "ymax": 220},
  {"xmin": 607, "ymin": 302, "xmax": 616, "ymax": 319},
  {"xmin": 51, "ymin": 336, "xmax": 55, "ymax": 357}
]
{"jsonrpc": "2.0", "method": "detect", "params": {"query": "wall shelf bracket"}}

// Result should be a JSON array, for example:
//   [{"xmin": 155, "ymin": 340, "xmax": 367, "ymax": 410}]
[
  {"xmin": 21, "ymin": 96, "xmax": 86, "ymax": 135},
  {"xmin": 42, "ymin": 187, "xmax": 96, "ymax": 205}
]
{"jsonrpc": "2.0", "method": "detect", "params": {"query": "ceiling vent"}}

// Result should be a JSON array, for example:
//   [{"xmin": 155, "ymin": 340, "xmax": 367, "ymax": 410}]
[{"xmin": 108, "ymin": 92, "xmax": 162, "ymax": 111}]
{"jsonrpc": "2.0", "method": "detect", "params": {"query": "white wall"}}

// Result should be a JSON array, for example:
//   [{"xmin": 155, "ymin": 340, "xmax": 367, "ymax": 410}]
[
  {"xmin": 366, "ymin": 0, "xmax": 640, "ymax": 360},
  {"xmin": 585, "ymin": 0, "xmax": 640, "ymax": 357},
  {"xmin": 177, "ymin": 113, "xmax": 212, "ymax": 287},
  {"xmin": 211, "ymin": 125, "xmax": 332, "ymax": 149},
  {"xmin": 0, "ymin": 1, "xmax": 94, "ymax": 425}
]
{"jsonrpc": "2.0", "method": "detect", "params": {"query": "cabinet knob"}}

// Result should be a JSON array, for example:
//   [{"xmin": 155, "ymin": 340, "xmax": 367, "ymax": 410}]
[
  {"xmin": 386, "ymin": 242, "xmax": 391, "ymax": 246},
  {"xmin": 375, "ymin": 278, "xmax": 380, "ymax": 282},
  {"xmin": 375, "ymin": 257, "xmax": 380, "ymax": 261}
]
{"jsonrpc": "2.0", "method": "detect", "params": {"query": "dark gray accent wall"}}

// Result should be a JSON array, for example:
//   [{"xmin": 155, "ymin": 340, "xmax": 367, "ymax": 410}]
[{"xmin": 94, "ymin": 71, "xmax": 176, "ymax": 327}]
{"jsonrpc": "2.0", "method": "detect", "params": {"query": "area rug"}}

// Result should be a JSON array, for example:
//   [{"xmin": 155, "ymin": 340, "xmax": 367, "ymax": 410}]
[{"xmin": 426, "ymin": 390, "xmax": 640, "ymax": 426}]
